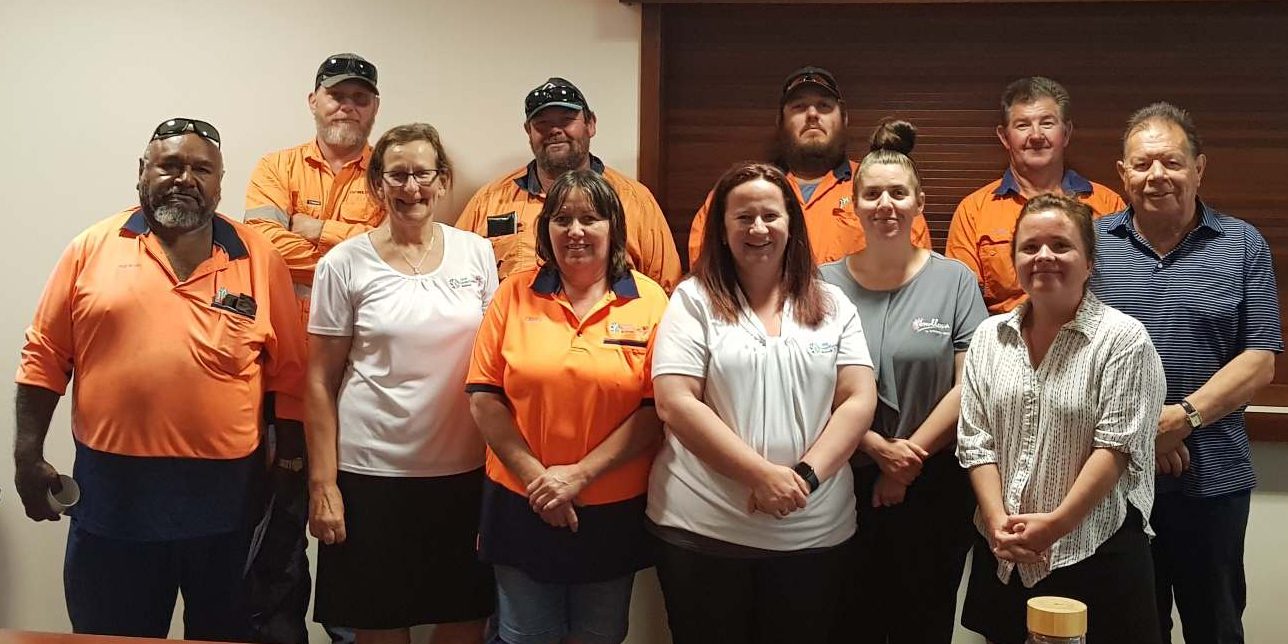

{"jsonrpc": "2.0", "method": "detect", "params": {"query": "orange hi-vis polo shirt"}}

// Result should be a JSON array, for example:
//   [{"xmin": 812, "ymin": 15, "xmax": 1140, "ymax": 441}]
[
  {"xmin": 688, "ymin": 159, "xmax": 933, "ymax": 266},
  {"xmin": 946, "ymin": 168, "xmax": 1126, "ymax": 314},
  {"xmin": 455, "ymin": 156, "xmax": 682, "ymax": 293},
  {"xmin": 245, "ymin": 139, "xmax": 385, "ymax": 421},
  {"xmin": 466, "ymin": 267, "xmax": 668, "ymax": 506},
  {"xmin": 16, "ymin": 209, "xmax": 306, "ymax": 459}
]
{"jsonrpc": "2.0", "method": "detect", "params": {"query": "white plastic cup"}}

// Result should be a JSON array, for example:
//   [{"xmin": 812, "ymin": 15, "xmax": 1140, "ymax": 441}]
[{"xmin": 46, "ymin": 474, "xmax": 80, "ymax": 514}]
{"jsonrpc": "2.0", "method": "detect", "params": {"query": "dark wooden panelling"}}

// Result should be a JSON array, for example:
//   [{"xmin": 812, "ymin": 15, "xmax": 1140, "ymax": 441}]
[{"xmin": 644, "ymin": 1, "xmax": 1288, "ymax": 439}]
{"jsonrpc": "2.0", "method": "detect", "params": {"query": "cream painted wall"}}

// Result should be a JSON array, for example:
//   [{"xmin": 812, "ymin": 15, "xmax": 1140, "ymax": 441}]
[{"xmin": 1, "ymin": 1, "xmax": 1286, "ymax": 643}]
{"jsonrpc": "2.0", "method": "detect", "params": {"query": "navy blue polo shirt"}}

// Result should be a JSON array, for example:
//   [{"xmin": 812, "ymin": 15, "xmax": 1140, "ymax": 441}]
[{"xmin": 1089, "ymin": 200, "xmax": 1283, "ymax": 497}]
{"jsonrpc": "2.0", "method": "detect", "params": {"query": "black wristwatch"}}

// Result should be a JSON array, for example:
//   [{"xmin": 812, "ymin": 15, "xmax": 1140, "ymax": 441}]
[{"xmin": 793, "ymin": 461, "xmax": 820, "ymax": 494}]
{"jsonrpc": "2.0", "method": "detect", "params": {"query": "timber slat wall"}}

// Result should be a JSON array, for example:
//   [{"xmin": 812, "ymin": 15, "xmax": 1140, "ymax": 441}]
[{"xmin": 640, "ymin": 1, "xmax": 1288, "ymax": 429}]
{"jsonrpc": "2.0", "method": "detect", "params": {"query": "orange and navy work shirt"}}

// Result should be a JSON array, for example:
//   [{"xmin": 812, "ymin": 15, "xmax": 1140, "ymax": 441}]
[
  {"xmin": 688, "ymin": 159, "xmax": 933, "ymax": 266},
  {"xmin": 244, "ymin": 139, "xmax": 384, "ymax": 421},
  {"xmin": 465, "ymin": 267, "xmax": 667, "ymax": 506},
  {"xmin": 16, "ymin": 209, "xmax": 306, "ymax": 459},
  {"xmin": 455, "ymin": 156, "xmax": 682, "ymax": 293},
  {"xmin": 946, "ymin": 168, "xmax": 1126, "ymax": 314}
]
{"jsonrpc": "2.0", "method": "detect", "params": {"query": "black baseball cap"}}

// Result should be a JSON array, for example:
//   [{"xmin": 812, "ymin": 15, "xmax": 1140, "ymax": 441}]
[
  {"xmin": 525, "ymin": 77, "xmax": 589, "ymax": 121},
  {"xmin": 315, "ymin": 53, "xmax": 379, "ymax": 94},
  {"xmin": 781, "ymin": 66, "xmax": 841, "ymax": 103}
]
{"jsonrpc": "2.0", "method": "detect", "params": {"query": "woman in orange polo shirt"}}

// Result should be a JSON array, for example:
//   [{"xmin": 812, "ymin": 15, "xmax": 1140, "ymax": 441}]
[{"xmin": 466, "ymin": 169, "xmax": 668, "ymax": 644}]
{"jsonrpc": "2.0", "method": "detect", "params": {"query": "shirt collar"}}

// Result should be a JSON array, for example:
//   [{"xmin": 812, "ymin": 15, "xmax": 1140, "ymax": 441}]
[
  {"xmin": 993, "ymin": 167, "xmax": 1093, "ymax": 197},
  {"xmin": 530, "ymin": 264, "xmax": 640, "ymax": 299},
  {"xmin": 121, "ymin": 209, "xmax": 249, "ymax": 260},
  {"xmin": 1105, "ymin": 197, "xmax": 1223, "ymax": 236},
  {"xmin": 515, "ymin": 155, "xmax": 607, "ymax": 196},
  {"xmin": 1003, "ymin": 291, "xmax": 1105, "ymax": 340},
  {"xmin": 784, "ymin": 158, "xmax": 852, "ymax": 184},
  {"xmin": 304, "ymin": 140, "xmax": 373, "ymax": 171}
]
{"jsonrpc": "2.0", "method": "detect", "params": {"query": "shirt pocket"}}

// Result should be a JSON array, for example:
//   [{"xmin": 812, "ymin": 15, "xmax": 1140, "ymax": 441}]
[
  {"xmin": 200, "ymin": 308, "xmax": 259, "ymax": 377},
  {"xmin": 604, "ymin": 339, "xmax": 650, "ymax": 374},
  {"xmin": 978, "ymin": 230, "xmax": 1020, "ymax": 304}
]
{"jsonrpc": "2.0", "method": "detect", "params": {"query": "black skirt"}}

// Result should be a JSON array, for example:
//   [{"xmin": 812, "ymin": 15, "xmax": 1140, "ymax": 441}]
[
  {"xmin": 962, "ymin": 507, "xmax": 1161, "ymax": 644},
  {"xmin": 313, "ymin": 469, "xmax": 495, "ymax": 629}
]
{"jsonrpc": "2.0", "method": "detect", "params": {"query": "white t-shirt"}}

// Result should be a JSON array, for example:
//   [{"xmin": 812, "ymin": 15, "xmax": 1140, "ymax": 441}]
[
  {"xmin": 648, "ymin": 278, "xmax": 873, "ymax": 550},
  {"xmin": 309, "ymin": 224, "xmax": 498, "ymax": 476}
]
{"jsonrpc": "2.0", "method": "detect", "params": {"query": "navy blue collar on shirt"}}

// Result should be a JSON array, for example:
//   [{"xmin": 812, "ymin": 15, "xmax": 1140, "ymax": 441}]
[
  {"xmin": 531, "ymin": 264, "xmax": 640, "ymax": 299},
  {"xmin": 993, "ymin": 167, "xmax": 1093, "ymax": 197},
  {"xmin": 1104, "ymin": 198, "xmax": 1224, "ymax": 238},
  {"xmin": 121, "ymin": 209, "xmax": 248, "ymax": 259},
  {"xmin": 514, "ymin": 155, "xmax": 607, "ymax": 196}
]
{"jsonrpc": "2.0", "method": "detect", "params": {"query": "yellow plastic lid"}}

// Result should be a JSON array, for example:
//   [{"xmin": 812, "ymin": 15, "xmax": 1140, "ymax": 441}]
[{"xmin": 1027, "ymin": 596, "xmax": 1088, "ymax": 637}]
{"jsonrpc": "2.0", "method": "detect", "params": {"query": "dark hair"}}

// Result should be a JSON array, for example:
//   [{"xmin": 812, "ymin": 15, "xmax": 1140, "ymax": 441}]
[
  {"xmin": 1000, "ymin": 76, "xmax": 1071, "ymax": 125},
  {"xmin": 366, "ymin": 123, "xmax": 454, "ymax": 202},
  {"xmin": 857, "ymin": 118, "xmax": 922, "ymax": 195},
  {"xmin": 1013, "ymin": 193, "xmax": 1097, "ymax": 262},
  {"xmin": 694, "ymin": 162, "xmax": 830, "ymax": 327},
  {"xmin": 534, "ymin": 169, "xmax": 631, "ymax": 284},
  {"xmin": 1123, "ymin": 101, "xmax": 1203, "ymax": 158}
]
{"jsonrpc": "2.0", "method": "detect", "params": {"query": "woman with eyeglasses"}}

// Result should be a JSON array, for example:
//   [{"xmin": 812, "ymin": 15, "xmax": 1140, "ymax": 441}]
[
  {"xmin": 819, "ymin": 119, "xmax": 988, "ymax": 644},
  {"xmin": 648, "ymin": 161, "xmax": 877, "ymax": 644},
  {"xmin": 305, "ymin": 123, "xmax": 498, "ymax": 644},
  {"xmin": 466, "ymin": 169, "xmax": 668, "ymax": 644}
]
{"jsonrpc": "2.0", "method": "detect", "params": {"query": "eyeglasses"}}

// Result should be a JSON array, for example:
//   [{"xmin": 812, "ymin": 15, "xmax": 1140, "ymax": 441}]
[
  {"xmin": 382, "ymin": 169, "xmax": 444, "ymax": 188},
  {"xmin": 318, "ymin": 57, "xmax": 378, "ymax": 86},
  {"xmin": 151, "ymin": 118, "xmax": 221, "ymax": 148}
]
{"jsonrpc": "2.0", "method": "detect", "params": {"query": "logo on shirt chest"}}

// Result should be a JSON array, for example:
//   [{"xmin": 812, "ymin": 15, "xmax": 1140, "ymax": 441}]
[
  {"xmin": 838, "ymin": 196, "xmax": 851, "ymax": 208},
  {"xmin": 607, "ymin": 321, "xmax": 652, "ymax": 344},
  {"xmin": 912, "ymin": 317, "xmax": 951, "ymax": 336},
  {"xmin": 807, "ymin": 341, "xmax": 838, "ymax": 355},
  {"xmin": 447, "ymin": 275, "xmax": 484, "ymax": 290}
]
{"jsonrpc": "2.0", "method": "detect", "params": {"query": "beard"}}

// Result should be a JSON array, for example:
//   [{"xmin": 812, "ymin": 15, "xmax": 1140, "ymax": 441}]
[
  {"xmin": 139, "ymin": 186, "xmax": 215, "ymax": 232},
  {"xmin": 317, "ymin": 118, "xmax": 371, "ymax": 149},
  {"xmin": 779, "ymin": 127, "xmax": 848, "ymax": 176},
  {"xmin": 534, "ymin": 137, "xmax": 589, "ymax": 177}
]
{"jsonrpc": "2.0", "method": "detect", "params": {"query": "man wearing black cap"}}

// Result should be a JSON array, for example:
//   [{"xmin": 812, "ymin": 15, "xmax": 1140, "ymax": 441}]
[
  {"xmin": 242, "ymin": 53, "xmax": 383, "ymax": 644},
  {"xmin": 455, "ymin": 77, "xmax": 681, "ymax": 291},
  {"xmin": 687, "ymin": 66, "xmax": 932, "ymax": 265}
]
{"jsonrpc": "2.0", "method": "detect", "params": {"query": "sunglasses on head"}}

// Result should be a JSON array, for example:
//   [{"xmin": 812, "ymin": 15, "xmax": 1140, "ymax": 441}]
[
  {"xmin": 151, "ymin": 118, "xmax": 221, "ymax": 148},
  {"xmin": 318, "ymin": 57, "xmax": 378, "ymax": 86}
]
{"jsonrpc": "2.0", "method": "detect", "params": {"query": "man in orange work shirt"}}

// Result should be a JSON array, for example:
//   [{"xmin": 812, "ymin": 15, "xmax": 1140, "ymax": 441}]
[
  {"xmin": 455, "ymin": 77, "xmax": 681, "ymax": 291},
  {"xmin": 688, "ymin": 66, "xmax": 933, "ymax": 266},
  {"xmin": 13, "ymin": 118, "xmax": 304, "ymax": 641},
  {"xmin": 945, "ymin": 76, "xmax": 1125, "ymax": 314},
  {"xmin": 242, "ymin": 54, "xmax": 383, "ymax": 644}
]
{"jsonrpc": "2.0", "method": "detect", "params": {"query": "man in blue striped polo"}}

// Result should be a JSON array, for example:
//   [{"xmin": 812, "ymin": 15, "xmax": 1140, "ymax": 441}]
[{"xmin": 1089, "ymin": 102, "xmax": 1282, "ymax": 644}]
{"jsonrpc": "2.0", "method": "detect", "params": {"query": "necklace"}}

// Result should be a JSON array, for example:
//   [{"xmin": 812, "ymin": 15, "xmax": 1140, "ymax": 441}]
[{"xmin": 391, "ymin": 225, "xmax": 436, "ymax": 275}]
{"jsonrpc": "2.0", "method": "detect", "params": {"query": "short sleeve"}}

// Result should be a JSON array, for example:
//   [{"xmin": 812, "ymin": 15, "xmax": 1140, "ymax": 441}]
[
  {"xmin": 952, "ymin": 262, "xmax": 990, "ymax": 352},
  {"xmin": 834, "ymin": 301, "xmax": 873, "ymax": 369},
  {"xmin": 16, "ymin": 237, "xmax": 83, "ymax": 394},
  {"xmin": 652, "ymin": 280, "xmax": 711, "ymax": 379},
  {"xmin": 1093, "ymin": 323, "xmax": 1166, "ymax": 477},
  {"xmin": 465, "ymin": 274, "xmax": 515, "ymax": 393},
  {"xmin": 478, "ymin": 237, "xmax": 500, "ymax": 313},
  {"xmin": 1240, "ymin": 229, "xmax": 1284, "ymax": 353},
  {"xmin": 308, "ymin": 251, "xmax": 354, "ymax": 336},
  {"xmin": 956, "ymin": 325, "xmax": 998, "ymax": 468}
]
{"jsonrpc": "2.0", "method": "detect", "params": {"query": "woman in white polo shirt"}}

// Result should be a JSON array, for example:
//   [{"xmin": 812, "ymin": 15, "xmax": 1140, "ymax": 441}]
[
  {"xmin": 650, "ymin": 161, "xmax": 878, "ymax": 644},
  {"xmin": 304, "ymin": 123, "xmax": 497, "ymax": 644}
]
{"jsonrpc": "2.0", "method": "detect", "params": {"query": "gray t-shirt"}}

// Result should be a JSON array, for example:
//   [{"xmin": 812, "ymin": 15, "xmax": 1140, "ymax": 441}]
[{"xmin": 820, "ymin": 253, "xmax": 988, "ymax": 464}]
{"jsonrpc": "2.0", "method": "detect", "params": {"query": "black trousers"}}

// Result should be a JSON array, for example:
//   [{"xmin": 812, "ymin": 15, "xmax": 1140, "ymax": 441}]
[
  {"xmin": 833, "ymin": 451, "xmax": 976, "ymax": 644},
  {"xmin": 1152, "ymin": 490, "xmax": 1252, "ymax": 644},
  {"xmin": 654, "ymin": 536, "xmax": 849, "ymax": 644}
]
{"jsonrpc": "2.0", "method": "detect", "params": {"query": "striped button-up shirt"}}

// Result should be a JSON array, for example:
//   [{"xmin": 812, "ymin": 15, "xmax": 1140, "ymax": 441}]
[
  {"xmin": 1090, "ymin": 201, "xmax": 1283, "ymax": 497},
  {"xmin": 957, "ymin": 293, "xmax": 1165, "ymax": 587}
]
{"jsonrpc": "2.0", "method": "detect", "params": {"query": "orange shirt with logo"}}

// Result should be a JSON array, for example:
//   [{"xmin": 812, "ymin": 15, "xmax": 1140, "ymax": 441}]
[
  {"xmin": 16, "ymin": 209, "xmax": 305, "ymax": 458},
  {"xmin": 688, "ymin": 160, "xmax": 932, "ymax": 266},
  {"xmin": 946, "ymin": 169, "xmax": 1125, "ymax": 314}
]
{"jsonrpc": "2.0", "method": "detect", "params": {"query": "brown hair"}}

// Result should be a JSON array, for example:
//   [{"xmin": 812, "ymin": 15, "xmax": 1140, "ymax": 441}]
[
  {"xmin": 1123, "ymin": 101, "xmax": 1203, "ymax": 158},
  {"xmin": 1000, "ymin": 76, "xmax": 1071, "ymax": 125},
  {"xmin": 366, "ymin": 123, "xmax": 454, "ymax": 202},
  {"xmin": 694, "ymin": 162, "xmax": 830, "ymax": 327},
  {"xmin": 534, "ymin": 169, "xmax": 631, "ymax": 284},
  {"xmin": 1012, "ymin": 193, "xmax": 1097, "ymax": 261},
  {"xmin": 856, "ymin": 117, "xmax": 922, "ymax": 198}
]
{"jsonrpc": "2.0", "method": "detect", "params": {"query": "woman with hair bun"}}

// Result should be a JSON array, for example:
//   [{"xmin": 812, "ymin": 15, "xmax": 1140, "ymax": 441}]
[{"xmin": 821, "ymin": 119, "xmax": 988, "ymax": 644}]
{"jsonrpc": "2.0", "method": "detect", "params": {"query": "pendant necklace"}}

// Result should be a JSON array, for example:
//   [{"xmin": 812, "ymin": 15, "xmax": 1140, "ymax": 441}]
[{"xmin": 393, "ymin": 226, "xmax": 436, "ymax": 289}]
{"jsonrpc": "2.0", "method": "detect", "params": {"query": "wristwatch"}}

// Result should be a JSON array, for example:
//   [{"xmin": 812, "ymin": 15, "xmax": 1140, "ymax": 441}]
[
  {"xmin": 793, "ymin": 461, "xmax": 820, "ymax": 494},
  {"xmin": 1179, "ymin": 399, "xmax": 1203, "ymax": 429}
]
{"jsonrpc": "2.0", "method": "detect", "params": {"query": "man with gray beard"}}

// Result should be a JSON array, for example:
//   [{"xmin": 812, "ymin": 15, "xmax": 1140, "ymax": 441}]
[
  {"xmin": 14, "ymin": 118, "xmax": 304, "ymax": 640},
  {"xmin": 242, "ymin": 53, "xmax": 383, "ymax": 644},
  {"xmin": 455, "ymin": 77, "xmax": 681, "ymax": 289}
]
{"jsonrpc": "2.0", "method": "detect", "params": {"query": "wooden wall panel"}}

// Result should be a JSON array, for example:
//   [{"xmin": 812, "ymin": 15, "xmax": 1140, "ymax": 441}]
[{"xmin": 644, "ymin": 1, "xmax": 1288, "ymax": 435}]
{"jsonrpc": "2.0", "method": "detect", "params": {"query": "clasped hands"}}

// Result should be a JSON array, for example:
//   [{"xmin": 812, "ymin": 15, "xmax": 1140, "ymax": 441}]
[
  {"xmin": 870, "ymin": 438, "xmax": 928, "ymax": 508},
  {"xmin": 987, "ymin": 511, "xmax": 1068, "ymax": 565},
  {"xmin": 526, "ymin": 464, "xmax": 590, "ymax": 532}
]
